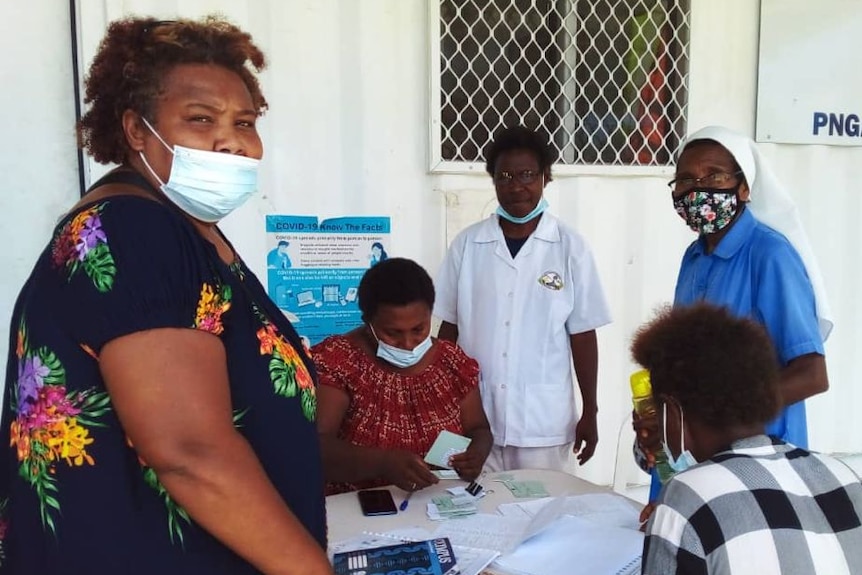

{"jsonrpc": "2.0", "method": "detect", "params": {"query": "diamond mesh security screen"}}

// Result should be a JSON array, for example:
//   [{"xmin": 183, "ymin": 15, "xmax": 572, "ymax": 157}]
[{"xmin": 439, "ymin": 0, "xmax": 690, "ymax": 166}]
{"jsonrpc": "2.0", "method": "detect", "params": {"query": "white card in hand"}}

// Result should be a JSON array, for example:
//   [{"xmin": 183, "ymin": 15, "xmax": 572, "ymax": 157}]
[{"xmin": 424, "ymin": 430, "xmax": 471, "ymax": 469}]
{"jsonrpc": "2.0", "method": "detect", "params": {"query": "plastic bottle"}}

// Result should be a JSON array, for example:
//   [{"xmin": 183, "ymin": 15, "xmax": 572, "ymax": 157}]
[{"xmin": 629, "ymin": 369, "xmax": 674, "ymax": 484}]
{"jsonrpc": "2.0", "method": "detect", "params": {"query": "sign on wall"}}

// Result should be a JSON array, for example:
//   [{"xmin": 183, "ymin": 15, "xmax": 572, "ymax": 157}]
[
  {"xmin": 265, "ymin": 215, "xmax": 390, "ymax": 345},
  {"xmin": 756, "ymin": 0, "xmax": 862, "ymax": 146}
]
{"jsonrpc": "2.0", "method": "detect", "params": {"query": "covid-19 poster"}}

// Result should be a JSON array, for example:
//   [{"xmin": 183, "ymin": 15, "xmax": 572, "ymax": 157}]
[{"xmin": 265, "ymin": 215, "xmax": 391, "ymax": 345}]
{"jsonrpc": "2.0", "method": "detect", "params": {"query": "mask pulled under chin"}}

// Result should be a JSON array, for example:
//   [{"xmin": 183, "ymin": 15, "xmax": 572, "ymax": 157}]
[
  {"xmin": 138, "ymin": 117, "xmax": 260, "ymax": 222},
  {"xmin": 496, "ymin": 197, "xmax": 549, "ymax": 224}
]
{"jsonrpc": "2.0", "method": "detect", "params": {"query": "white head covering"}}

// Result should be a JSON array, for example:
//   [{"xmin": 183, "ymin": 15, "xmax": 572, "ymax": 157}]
[{"xmin": 678, "ymin": 125, "xmax": 833, "ymax": 341}]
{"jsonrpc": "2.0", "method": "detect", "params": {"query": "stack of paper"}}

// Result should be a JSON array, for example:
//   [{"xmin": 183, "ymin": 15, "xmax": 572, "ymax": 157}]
[
  {"xmin": 431, "ymin": 513, "xmax": 532, "ymax": 554},
  {"xmin": 330, "ymin": 492, "xmax": 643, "ymax": 575},
  {"xmin": 427, "ymin": 486, "xmax": 485, "ymax": 520},
  {"xmin": 431, "ymin": 493, "xmax": 642, "ymax": 551},
  {"xmin": 491, "ymin": 515, "xmax": 643, "ymax": 575},
  {"xmin": 497, "ymin": 493, "xmax": 641, "ymax": 529},
  {"xmin": 427, "ymin": 494, "xmax": 478, "ymax": 520}
]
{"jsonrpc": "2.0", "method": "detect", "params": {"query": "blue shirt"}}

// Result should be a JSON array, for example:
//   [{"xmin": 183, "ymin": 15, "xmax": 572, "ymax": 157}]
[{"xmin": 649, "ymin": 209, "xmax": 824, "ymax": 501}]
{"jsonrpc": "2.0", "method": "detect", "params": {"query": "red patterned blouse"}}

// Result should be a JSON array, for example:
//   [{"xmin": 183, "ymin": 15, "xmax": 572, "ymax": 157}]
[{"xmin": 312, "ymin": 335, "xmax": 480, "ymax": 495}]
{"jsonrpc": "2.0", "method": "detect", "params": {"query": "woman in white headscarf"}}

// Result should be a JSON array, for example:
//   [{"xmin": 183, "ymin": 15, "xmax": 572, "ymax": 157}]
[
  {"xmin": 673, "ymin": 126, "xmax": 832, "ymax": 337},
  {"xmin": 638, "ymin": 125, "xmax": 832, "ymax": 506}
]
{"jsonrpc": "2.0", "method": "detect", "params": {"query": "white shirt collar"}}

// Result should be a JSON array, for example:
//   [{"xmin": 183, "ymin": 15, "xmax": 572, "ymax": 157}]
[{"xmin": 471, "ymin": 212, "xmax": 561, "ymax": 244}]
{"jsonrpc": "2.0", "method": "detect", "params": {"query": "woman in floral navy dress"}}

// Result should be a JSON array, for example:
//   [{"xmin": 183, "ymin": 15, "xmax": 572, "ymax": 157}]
[{"xmin": 1, "ymin": 16, "xmax": 332, "ymax": 575}]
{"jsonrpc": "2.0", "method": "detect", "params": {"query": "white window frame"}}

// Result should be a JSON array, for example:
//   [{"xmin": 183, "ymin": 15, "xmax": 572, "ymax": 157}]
[{"xmin": 427, "ymin": 0, "xmax": 685, "ymax": 177}]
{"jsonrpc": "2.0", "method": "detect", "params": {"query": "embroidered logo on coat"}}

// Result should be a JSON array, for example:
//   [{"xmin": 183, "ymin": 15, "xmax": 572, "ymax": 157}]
[{"xmin": 538, "ymin": 271, "xmax": 564, "ymax": 290}]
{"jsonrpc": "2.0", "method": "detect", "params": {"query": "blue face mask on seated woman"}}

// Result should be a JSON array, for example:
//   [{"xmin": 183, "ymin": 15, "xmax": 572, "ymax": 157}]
[{"xmin": 368, "ymin": 324, "xmax": 432, "ymax": 368}]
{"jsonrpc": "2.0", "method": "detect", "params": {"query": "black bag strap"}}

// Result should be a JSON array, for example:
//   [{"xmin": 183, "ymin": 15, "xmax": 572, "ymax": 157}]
[{"xmin": 88, "ymin": 169, "xmax": 160, "ymax": 198}]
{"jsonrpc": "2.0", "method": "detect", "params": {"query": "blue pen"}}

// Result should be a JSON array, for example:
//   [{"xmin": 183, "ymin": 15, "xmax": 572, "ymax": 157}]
[{"xmin": 399, "ymin": 490, "xmax": 414, "ymax": 511}]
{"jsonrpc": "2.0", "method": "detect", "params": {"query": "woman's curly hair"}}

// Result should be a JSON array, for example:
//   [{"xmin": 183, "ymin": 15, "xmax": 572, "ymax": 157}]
[
  {"xmin": 357, "ymin": 258, "xmax": 435, "ymax": 324},
  {"xmin": 631, "ymin": 303, "xmax": 781, "ymax": 428},
  {"xmin": 484, "ymin": 126, "xmax": 557, "ymax": 177},
  {"xmin": 77, "ymin": 15, "xmax": 268, "ymax": 165}
]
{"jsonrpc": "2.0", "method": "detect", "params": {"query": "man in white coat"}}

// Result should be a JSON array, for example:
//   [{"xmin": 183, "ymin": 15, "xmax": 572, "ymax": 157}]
[{"xmin": 435, "ymin": 126, "xmax": 611, "ymax": 472}]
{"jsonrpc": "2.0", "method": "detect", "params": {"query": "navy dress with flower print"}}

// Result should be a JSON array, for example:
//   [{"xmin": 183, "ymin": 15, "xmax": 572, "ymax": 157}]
[{"xmin": 0, "ymin": 171, "xmax": 326, "ymax": 573}]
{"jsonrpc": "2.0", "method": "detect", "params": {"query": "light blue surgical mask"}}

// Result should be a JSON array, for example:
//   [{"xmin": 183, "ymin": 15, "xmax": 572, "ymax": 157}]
[
  {"xmin": 662, "ymin": 401, "xmax": 698, "ymax": 473},
  {"xmin": 138, "ymin": 117, "xmax": 260, "ymax": 222},
  {"xmin": 496, "ymin": 197, "xmax": 549, "ymax": 224},
  {"xmin": 369, "ymin": 324, "xmax": 432, "ymax": 368}
]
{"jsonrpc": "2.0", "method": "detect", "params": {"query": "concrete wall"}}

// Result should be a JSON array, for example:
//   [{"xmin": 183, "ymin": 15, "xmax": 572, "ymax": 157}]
[
  {"xmin": 0, "ymin": 4, "xmax": 81, "ymax": 389},
  {"xmin": 1, "ymin": 0, "xmax": 859, "ymax": 488}
]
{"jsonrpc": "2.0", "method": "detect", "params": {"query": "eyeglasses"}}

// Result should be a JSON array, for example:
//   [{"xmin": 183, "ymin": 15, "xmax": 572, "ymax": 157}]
[
  {"xmin": 494, "ymin": 169, "xmax": 540, "ymax": 186},
  {"xmin": 668, "ymin": 170, "xmax": 743, "ymax": 193}
]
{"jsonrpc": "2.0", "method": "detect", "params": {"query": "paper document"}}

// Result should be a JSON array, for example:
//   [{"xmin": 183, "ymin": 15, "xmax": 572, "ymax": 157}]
[
  {"xmin": 492, "ymin": 515, "xmax": 643, "ymax": 575},
  {"xmin": 329, "ymin": 493, "xmax": 641, "ymax": 575},
  {"xmin": 427, "ymin": 485, "xmax": 489, "ymax": 520},
  {"xmin": 500, "ymin": 480, "xmax": 550, "ymax": 498},
  {"xmin": 424, "ymin": 430, "xmax": 471, "ymax": 469},
  {"xmin": 497, "ymin": 493, "xmax": 640, "ymax": 529},
  {"xmin": 431, "ymin": 513, "xmax": 531, "ymax": 554}
]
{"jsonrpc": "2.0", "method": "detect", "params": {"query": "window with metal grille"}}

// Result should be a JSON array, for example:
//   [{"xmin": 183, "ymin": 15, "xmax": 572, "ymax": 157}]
[{"xmin": 432, "ymin": 0, "xmax": 690, "ymax": 169}]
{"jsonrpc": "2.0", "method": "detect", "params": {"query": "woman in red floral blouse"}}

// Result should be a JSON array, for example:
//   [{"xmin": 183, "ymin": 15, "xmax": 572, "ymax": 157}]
[{"xmin": 314, "ymin": 258, "xmax": 492, "ymax": 495}]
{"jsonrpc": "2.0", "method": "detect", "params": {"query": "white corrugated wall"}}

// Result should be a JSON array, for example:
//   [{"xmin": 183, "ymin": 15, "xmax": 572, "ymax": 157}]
[{"xmin": 1, "ymin": 0, "xmax": 859, "ymax": 489}]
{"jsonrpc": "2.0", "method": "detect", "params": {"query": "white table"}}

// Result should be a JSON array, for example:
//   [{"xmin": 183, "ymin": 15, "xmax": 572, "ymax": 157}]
[{"xmin": 325, "ymin": 468, "xmax": 630, "ymax": 550}]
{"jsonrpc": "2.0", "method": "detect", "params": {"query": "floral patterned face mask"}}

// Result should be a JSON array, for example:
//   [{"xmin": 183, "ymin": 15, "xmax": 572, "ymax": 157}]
[{"xmin": 673, "ymin": 187, "xmax": 740, "ymax": 235}]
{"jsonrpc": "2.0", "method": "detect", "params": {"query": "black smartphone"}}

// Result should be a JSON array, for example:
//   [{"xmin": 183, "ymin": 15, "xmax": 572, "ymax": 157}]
[{"xmin": 357, "ymin": 489, "xmax": 398, "ymax": 516}]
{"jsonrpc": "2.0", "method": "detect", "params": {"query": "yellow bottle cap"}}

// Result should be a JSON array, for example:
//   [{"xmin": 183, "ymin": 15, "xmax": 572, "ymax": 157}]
[{"xmin": 629, "ymin": 369, "xmax": 652, "ymax": 397}]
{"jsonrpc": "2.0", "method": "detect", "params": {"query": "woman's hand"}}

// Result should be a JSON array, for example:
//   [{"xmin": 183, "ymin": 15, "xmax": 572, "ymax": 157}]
[
  {"xmin": 573, "ymin": 411, "xmax": 599, "ymax": 465},
  {"xmin": 457, "ymin": 388, "xmax": 493, "ymax": 480},
  {"xmin": 381, "ymin": 450, "xmax": 439, "ymax": 491},
  {"xmin": 450, "ymin": 444, "xmax": 485, "ymax": 482},
  {"xmin": 638, "ymin": 502, "xmax": 657, "ymax": 532},
  {"xmin": 632, "ymin": 410, "xmax": 661, "ymax": 468}
]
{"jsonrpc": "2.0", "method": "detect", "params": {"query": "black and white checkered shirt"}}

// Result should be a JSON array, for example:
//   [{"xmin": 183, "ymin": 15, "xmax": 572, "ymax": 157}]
[{"xmin": 642, "ymin": 435, "xmax": 862, "ymax": 575}]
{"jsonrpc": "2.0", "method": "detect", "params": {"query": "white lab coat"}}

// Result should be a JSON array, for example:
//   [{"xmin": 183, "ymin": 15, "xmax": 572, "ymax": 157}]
[{"xmin": 435, "ymin": 213, "xmax": 611, "ymax": 447}]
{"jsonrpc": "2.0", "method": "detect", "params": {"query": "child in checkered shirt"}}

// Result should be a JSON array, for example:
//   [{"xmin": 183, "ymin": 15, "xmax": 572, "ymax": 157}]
[{"xmin": 631, "ymin": 303, "xmax": 862, "ymax": 575}]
